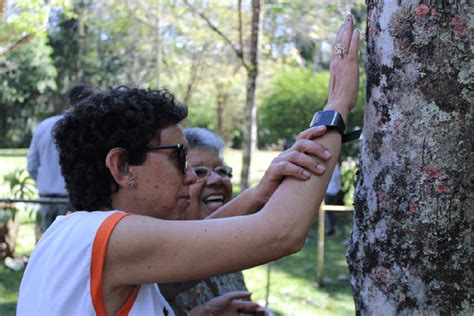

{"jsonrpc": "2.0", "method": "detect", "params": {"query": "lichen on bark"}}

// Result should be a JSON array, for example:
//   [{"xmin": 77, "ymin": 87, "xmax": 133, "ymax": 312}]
[{"xmin": 348, "ymin": 1, "xmax": 472, "ymax": 315}]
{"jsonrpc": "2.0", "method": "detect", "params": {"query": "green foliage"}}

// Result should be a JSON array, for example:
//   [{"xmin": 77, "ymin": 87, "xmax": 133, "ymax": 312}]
[
  {"xmin": 341, "ymin": 161, "xmax": 358, "ymax": 205},
  {"xmin": 0, "ymin": 39, "xmax": 57, "ymax": 104},
  {"xmin": 0, "ymin": 0, "xmax": 48, "ymax": 47},
  {"xmin": 186, "ymin": 101, "xmax": 218, "ymax": 130},
  {"xmin": 3, "ymin": 169, "xmax": 37, "ymax": 200},
  {"xmin": 0, "ymin": 0, "xmax": 74, "ymax": 147},
  {"xmin": 0, "ymin": 38, "xmax": 57, "ymax": 147},
  {"xmin": 0, "ymin": 169, "xmax": 36, "ymax": 225},
  {"xmin": 258, "ymin": 68, "xmax": 330, "ymax": 146},
  {"xmin": 47, "ymin": 5, "xmax": 129, "ymax": 109}
]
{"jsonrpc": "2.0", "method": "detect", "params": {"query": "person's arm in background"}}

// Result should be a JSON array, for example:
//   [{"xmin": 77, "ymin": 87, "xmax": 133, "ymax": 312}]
[{"xmin": 27, "ymin": 124, "xmax": 41, "ymax": 181}]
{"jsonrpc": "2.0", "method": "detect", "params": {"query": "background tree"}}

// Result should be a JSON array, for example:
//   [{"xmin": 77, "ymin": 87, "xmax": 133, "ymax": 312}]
[
  {"xmin": 348, "ymin": 1, "xmax": 472, "ymax": 314},
  {"xmin": 185, "ymin": 0, "xmax": 263, "ymax": 190},
  {"xmin": 240, "ymin": 0, "xmax": 262, "ymax": 190}
]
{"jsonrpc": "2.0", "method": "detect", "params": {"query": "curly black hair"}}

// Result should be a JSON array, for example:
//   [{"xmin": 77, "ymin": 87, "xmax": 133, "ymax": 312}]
[{"xmin": 54, "ymin": 86, "xmax": 188, "ymax": 211}]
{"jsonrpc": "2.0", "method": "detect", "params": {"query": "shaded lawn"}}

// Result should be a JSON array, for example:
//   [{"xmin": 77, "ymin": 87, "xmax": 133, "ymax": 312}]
[{"xmin": 0, "ymin": 267, "xmax": 23, "ymax": 315}]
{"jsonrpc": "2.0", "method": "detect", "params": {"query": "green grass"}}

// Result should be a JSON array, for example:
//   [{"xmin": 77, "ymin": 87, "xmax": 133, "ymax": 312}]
[
  {"xmin": 243, "ymin": 214, "xmax": 355, "ymax": 315},
  {"xmin": 0, "ymin": 266, "xmax": 23, "ymax": 314},
  {"xmin": 0, "ymin": 211, "xmax": 35, "ymax": 316},
  {"xmin": 0, "ymin": 148, "xmax": 356, "ymax": 315}
]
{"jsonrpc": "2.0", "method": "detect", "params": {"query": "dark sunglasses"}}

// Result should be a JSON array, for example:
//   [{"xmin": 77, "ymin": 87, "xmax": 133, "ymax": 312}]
[
  {"xmin": 192, "ymin": 165, "xmax": 233, "ymax": 180},
  {"xmin": 146, "ymin": 143, "xmax": 188, "ymax": 174}
]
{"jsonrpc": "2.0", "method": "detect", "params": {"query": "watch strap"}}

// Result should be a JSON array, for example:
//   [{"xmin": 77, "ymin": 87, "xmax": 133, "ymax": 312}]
[
  {"xmin": 342, "ymin": 129, "xmax": 362, "ymax": 143},
  {"xmin": 310, "ymin": 110, "xmax": 362, "ymax": 144}
]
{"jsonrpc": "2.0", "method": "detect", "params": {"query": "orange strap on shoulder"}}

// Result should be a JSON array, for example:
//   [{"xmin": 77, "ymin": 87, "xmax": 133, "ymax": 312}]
[{"xmin": 90, "ymin": 212, "xmax": 139, "ymax": 316}]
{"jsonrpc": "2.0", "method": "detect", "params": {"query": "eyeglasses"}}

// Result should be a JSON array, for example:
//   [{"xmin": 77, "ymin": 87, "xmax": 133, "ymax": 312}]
[
  {"xmin": 192, "ymin": 165, "xmax": 233, "ymax": 180},
  {"xmin": 146, "ymin": 144, "xmax": 188, "ymax": 174}
]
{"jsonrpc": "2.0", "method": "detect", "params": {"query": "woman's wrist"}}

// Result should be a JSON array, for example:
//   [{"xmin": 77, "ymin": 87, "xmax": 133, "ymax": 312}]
[
  {"xmin": 245, "ymin": 186, "xmax": 267, "ymax": 213},
  {"xmin": 324, "ymin": 103, "xmax": 350, "ymax": 122}
]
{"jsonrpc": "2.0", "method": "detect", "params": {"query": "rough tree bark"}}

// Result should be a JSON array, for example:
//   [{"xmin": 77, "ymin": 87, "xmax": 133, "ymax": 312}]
[
  {"xmin": 348, "ymin": 1, "xmax": 472, "ymax": 315},
  {"xmin": 240, "ymin": 0, "xmax": 262, "ymax": 190}
]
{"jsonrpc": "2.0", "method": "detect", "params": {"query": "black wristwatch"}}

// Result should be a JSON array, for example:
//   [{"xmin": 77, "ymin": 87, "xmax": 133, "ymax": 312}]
[{"xmin": 310, "ymin": 110, "xmax": 362, "ymax": 143}]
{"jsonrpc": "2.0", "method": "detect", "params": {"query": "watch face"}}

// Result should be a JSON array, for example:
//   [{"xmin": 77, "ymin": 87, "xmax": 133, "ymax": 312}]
[
  {"xmin": 318, "ymin": 110, "xmax": 339, "ymax": 125},
  {"xmin": 310, "ymin": 110, "xmax": 345, "ymax": 136}
]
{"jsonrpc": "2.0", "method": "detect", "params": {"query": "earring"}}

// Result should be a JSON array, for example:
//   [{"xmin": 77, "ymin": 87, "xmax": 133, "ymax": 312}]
[{"xmin": 128, "ymin": 180, "xmax": 137, "ymax": 188}]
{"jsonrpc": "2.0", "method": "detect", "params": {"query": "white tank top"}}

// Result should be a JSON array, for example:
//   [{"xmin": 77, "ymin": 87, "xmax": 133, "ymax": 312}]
[{"xmin": 17, "ymin": 210, "xmax": 174, "ymax": 316}]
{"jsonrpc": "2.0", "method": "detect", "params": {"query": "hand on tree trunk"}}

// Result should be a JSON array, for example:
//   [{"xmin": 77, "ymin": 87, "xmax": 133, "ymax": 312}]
[{"xmin": 326, "ymin": 15, "xmax": 360, "ymax": 121}]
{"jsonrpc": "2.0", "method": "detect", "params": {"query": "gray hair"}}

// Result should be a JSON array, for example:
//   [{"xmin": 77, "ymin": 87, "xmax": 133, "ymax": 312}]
[{"xmin": 184, "ymin": 128, "xmax": 225, "ymax": 157}]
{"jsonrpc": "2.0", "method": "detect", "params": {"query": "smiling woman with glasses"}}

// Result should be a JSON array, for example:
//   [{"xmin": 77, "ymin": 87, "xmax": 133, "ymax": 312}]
[
  {"xmin": 168, "ymin": 128, "xmax": 263, "ymax": 315},
  {"xmin": 17, "ymin": 16, "xmax": 360, "ymax": 316},
  {"xmin": 192, "ymin": 165, "xmax": 233, "ymax": 179},
  {"xmin": 183, "ymin": 128, "xmax": 234, "ymax": 218}
]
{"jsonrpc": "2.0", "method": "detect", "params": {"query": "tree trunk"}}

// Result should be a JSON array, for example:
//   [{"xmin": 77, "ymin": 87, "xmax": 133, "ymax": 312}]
[
  {"xmin": 76, "ymin": 0, "xmax": 88, "ymax": 81},
  {"xmin": 0, "ymin": 0, "xmax": 7, "ymax": 21},
  {"xmin": 42, "ymin": 0, "xmax": 52, "ymax": 29},
  {"xmin": 155, "ymin": 0, "xmax": 161, "ymax": 88},
  {"xmin": 183, "ymin": 45, "xmax": 206, "ymax": 105},
  {"xmin": 0, "ymin": 105, "xmax": 7, "ymax": 146},
  {"xmin": 216, "ymin": 90, "xmax": 228, "ymax": 138},
  {"xmin": 348, "ymin": 1, "xmax": 472, "ymax": 315},
  {"xmin": 240, "ymin": 0, "xmax": 262, "ymax": 191}
]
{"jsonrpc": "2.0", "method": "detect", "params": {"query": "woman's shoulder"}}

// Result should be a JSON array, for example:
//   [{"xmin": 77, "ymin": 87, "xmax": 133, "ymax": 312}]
[
  {"xmin": 38, "ymin": 210, "xmax": 125, "ymax": 246},
  {"xmin": 67, "ymin": 210, "xmax": 125, "ymax": 221},
  {"xmin": 54, "ymin": 210, "xmax": 123, "ymax": 226}
]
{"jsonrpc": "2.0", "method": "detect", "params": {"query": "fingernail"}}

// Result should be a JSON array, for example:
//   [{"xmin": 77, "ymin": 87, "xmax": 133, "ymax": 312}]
[
  {"xmin": 317, "ymin": 126, "xmax": 325, "ymax": 131},
  {"xmin": 303, "ymin": 170, "xmax": 310, "ymax": 178},
  {"xmin": 316, "ymin": 163, "xmax": 326, "ymax": 172},
  {"xmin": 324, "ymin": 149, "xmax": 332, "ymax": 158}
]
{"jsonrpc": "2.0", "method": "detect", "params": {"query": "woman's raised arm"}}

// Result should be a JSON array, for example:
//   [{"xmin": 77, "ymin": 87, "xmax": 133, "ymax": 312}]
[{"xmin": 105, "ymin": 15, "xmax": 360, "ymax": 289}]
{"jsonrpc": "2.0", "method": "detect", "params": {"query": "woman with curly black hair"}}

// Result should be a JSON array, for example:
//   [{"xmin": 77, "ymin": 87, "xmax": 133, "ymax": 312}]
[{"xmin": 17, "ymin": 16, "xmax": 360, "ymax": 316}]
